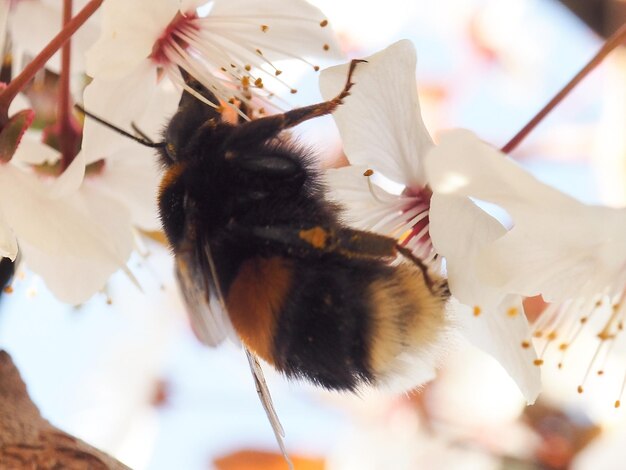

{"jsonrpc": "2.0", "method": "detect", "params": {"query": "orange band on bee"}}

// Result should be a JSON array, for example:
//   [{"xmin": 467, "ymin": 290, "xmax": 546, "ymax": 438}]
[
  {"xmin": 226, "ymin": 257, "xmax": 293, "ymax": 365},
  {"xmin": 159, "ymin": 162, "xmax": 187, "ymax": 195}
]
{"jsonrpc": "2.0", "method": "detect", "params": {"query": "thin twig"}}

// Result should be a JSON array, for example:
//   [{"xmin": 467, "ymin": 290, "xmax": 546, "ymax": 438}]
[
  {"xmin": 0, "ymin": 0, "xmax": 102, "ymax": 125},
  {"xmin": 502, "ymin": 23, "xmax": 626, "ymax": 154}
]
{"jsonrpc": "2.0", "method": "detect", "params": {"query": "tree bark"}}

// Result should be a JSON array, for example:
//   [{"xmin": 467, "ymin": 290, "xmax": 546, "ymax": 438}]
[{"xmin": 0, "ymin": 350, "xmax": 130, "ymax": 469}]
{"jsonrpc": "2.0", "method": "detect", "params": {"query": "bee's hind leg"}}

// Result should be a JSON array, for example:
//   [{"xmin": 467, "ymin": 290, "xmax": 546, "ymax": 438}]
[{"xmin": 224, "ymin": 59, "xmax": 367, "ymax": 150}]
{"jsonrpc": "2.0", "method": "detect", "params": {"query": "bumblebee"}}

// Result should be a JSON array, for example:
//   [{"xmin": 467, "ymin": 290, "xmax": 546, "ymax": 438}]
[
  {"xmin": 79, "ymin": 62, "xmax": 449, "ymax": 465},
  {"xmin": 157, "ymin": 62, "xmax": 450, "ymax": 393}
]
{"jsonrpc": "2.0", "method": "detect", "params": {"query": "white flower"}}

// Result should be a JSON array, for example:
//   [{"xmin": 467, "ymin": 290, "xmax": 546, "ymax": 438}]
[
  {"xmin": 0, "ymin": 140, "xmax": 133, "ymax": 304},
  {"xmin": 86, "ymin": 0, "xmax": 342, "ymax": 114},
  {"xmin": 321, "ymin": 40, "xmax": 540, "ymax": 403},
  {"xmin": 0, "ymin": 92, "xmax": 136, "ymax": 303},
  {"xmin": 426, "ymin": 129, "xmax": 626, "ymax": 400}
]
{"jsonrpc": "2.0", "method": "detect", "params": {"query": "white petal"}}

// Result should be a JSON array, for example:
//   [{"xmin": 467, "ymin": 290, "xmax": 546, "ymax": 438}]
[
  {"xmin": 81, "ymin": 65, "xmax": 158, "ymax": 164},
  {"xmin": 450, "ymin": 297, "xmax": 541, "ymax": 404},
  {"xmin": 0, "ymin": 204, "xmax": 17, "ymax": 260},
  {"xmin": 134, "ymin": 79, "xmax": 182, "ymax": 138},
  {"xmin": 427, "ymin": 129, "xmax": 626, "ymax": 302},
  {"xmin": 11, "ymin": 135, "xmax": 60, "ymax": 165},
  {"xmin": 0, "ymin": 165, "xmax": 132, "ymax": 303},
  {"xmin": 325, "ymin": 164, "xmax": 410, "ymax": 230},
  {"xmin": 49, "ymin": 150, "xmax": 86, "ymax": 198},
  {"xmin": 426, "ymin": 129, "xmax": 573, "ymax": 211},
  {"xmin": 88, "ymin": 146, "xmax": 162, "ymax": 231},
  {"xmin": 207, "ymin": 0, "xmax": 343, "ymax": 61},
  {"xmin": 320, "ymin": 40, "xmax": 433, "ymax": 188},
  {"xmin": 86, "ymin": 0, "xmax": 178, "ymax": 79},
  {"xmin": 181, "ymin": 0, "xmax": 209, "ymax": 13},
  {"xmin": 430, "ymin": 193, "xmax": 540, "ymax": 402},
  {"xmin": 429, "ymin": 193, "xmax": 505, "ymax": 306}
]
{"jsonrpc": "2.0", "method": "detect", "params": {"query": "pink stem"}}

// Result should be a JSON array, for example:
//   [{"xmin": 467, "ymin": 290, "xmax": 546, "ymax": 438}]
[
  {"xmin": 0, "ymin": 0, "xmax": 102, "ymax": 126},
  {"xmin": 59, "ymin": 0, "xmax": 74, "ymax": 168},
  {"xmin": 502, "ymin": 23, "xmax": 626, "ymax": 154}
]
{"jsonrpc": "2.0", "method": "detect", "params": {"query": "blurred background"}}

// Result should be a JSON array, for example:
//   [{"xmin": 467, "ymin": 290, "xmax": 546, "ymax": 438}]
[{"xmin": 1, "ymin": 0, "xmax": 626, "ymax": 468}]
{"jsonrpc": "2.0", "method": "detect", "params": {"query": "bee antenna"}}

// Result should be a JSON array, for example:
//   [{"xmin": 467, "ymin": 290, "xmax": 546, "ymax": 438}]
[{"xmin": 74, "ymin": 104, "xmax": 165, "ymax": 149}]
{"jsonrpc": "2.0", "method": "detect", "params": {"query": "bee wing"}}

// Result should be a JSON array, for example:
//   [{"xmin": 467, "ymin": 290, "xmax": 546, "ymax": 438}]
[
  {"xmin": 175, "ymin": 250, "xmax": 239, "ymax": 347},
  {"xmin": 245, "ymin": 348, "xmax": 294, "ymax": 470},
  {"xmin": 195, "ymin": 241, "xmax": 293, "ymax": 469}
]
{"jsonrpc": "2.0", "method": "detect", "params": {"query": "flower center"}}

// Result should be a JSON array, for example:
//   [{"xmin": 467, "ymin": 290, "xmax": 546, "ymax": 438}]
[
  {"xmin": 400, "ymin": 186, "xmax": 433, "ymax": 248},
  {"xmin": 150, "ymin": 12, "xmax": 199, "ymax": 65}
]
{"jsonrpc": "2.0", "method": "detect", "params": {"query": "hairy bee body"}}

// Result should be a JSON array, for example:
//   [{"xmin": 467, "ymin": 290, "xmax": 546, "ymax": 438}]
[{"xmin": 158, "ymin": 74, "xmax": 449, "ymax": 392}]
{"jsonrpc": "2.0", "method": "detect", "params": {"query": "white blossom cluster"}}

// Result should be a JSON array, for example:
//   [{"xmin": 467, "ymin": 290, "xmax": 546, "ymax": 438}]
[{"xmin": 322, "ymin": 41, "xmax": 626, "ymax": 404}]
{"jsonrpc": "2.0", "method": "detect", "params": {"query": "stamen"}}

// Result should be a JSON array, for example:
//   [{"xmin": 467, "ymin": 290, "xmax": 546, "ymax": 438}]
[
  {"xmin": 616, "ymin": 372, "xmax": 626, "ymax": 408},
  {"xmin": 577, "ymin": 339, "xmax": 606, "ymax": 395},
  {"xmin": 364, "ymin": 169, "xmax": 386, "ymax": 204},
  {"xmin": 168, "ymin": 21, "xmax": 299, "ymax": 110}
]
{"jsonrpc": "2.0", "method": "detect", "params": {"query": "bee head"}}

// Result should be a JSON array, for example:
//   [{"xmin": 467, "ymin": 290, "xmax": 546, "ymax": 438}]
[{"xmin": 159, "ymin": 70, "xmax": 222, "ymax": 167}]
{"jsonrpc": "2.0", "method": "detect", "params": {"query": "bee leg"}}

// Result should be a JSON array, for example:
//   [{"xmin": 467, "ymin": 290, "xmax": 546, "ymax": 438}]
[
  {"xmin": 395, "ymin": 244, "xmax": 449, "ymax": 298},
  {"xmin": 130, "ymin": 122, "xmax": 154, "ymax": 143},
  {"xmin": 225, "ymin": 59, "xmax": 367, "ymax": 149}
]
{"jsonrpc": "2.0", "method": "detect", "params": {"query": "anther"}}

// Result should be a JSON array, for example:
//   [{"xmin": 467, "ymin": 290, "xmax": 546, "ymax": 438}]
[
  {"xmin": 290, "ymin": 89, "xmax": 297, "ymax": 94},
  {"xmin": 521, "ymin": 340, "xmax": 530, "ymax": 349},
  {"xmin": 261, "ymin": 25, "xmax": 269, "ymax": 32},
  {"xmin": 323, "ymin": 44, "xmax": 330, "ymax": 51},
  {"xmin": 320, "ymin": 20, "xmax": 328, "ymax": 27},
  {"xmin": 577, "ymin": 385, "xmax": 584, "ymax": 394},
  {"xmin": 533, "ymin": 359, "xmax": 544, "ymax": 366},
  {"xmin": 275, "ymin": 70, "xmax": 282, "ymax": 76},
  {"xmin": 507, "ymin": 307, "xmax": 518, "ymax": 317},
  {"xmin": 473, "ymin": 306, "xmax": 481, "ymax": 317}
]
